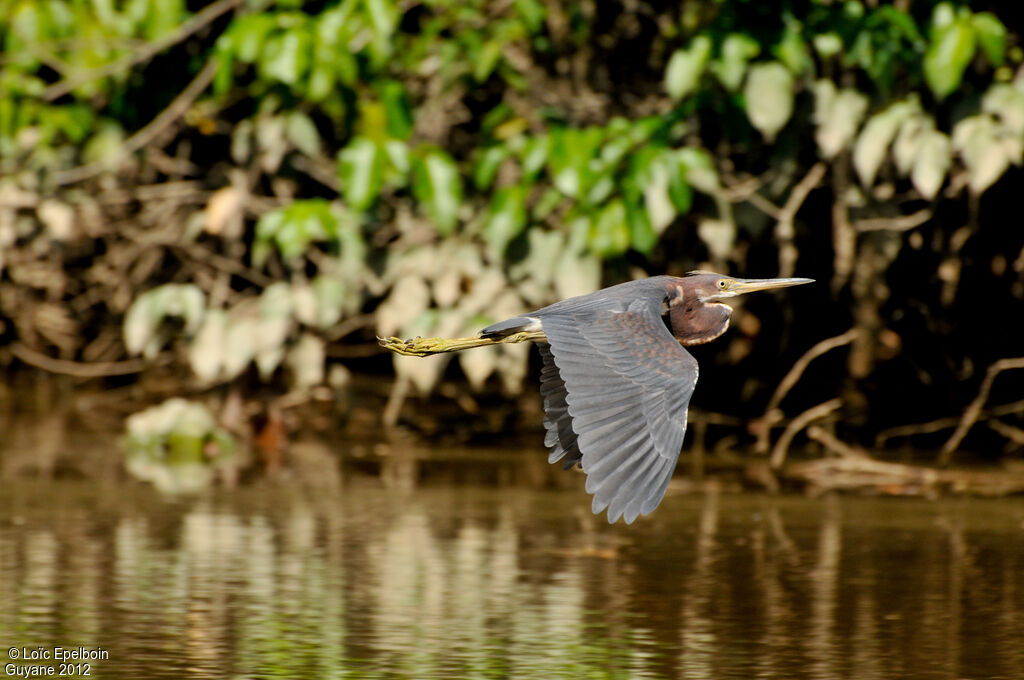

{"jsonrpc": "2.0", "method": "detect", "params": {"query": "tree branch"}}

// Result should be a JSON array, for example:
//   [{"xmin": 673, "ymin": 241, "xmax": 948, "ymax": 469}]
[
  {"xmin": 42, "ymin": 0, "xmax": 246, "ymax": 101},
  {"xmin": 10, "ymin": 342, "xmax": 157, "ymax": 377},
  {"xmin": 769, "ymin": 398, "xmax": 843, "ymax": 469},
  {"xmin": 940, "ymin": 357, "xmax": 1024, "ymax": 465},
  {"xmin": 54, "ymin": 58, "xmax": 219, "ymax": 186}
]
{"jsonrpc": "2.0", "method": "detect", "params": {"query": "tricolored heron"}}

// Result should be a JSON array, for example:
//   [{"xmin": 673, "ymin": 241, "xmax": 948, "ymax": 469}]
[{"xmin": 480, "ymin": 272, "xmax": 813, "ymax": 524}]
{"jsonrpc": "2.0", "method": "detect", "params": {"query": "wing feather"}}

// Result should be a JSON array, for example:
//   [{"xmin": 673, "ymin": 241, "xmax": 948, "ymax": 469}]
[
  {"xmin": 537, "ymin": 344, "xmax": 582, "ymax": 469},
  {"xmin": 539, "ymin": 299, "xmax": 699, "ymax": 523}
]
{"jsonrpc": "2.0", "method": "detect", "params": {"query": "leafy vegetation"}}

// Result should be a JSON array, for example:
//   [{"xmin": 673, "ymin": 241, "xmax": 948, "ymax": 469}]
[{"xmin": 2, "ymin": 0, "xmax": 1024, "ymax": 461}]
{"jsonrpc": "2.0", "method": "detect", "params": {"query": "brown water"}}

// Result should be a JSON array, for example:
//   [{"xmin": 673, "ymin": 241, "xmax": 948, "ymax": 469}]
[{"xmin": 2, "ymin": 474, "xmax": 1024, "ymax": 680}]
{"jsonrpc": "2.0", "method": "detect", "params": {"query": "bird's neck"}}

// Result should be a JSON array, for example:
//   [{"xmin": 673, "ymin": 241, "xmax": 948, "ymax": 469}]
[{"xmin": 669, "ymin": 301, "xmax": 732, "ymax": 346}]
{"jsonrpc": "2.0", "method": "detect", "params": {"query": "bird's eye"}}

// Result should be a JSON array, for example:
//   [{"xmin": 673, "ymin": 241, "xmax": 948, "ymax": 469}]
[{"xmin": 717, "ymin": 279, "xmax": 727, "ymax": 289}]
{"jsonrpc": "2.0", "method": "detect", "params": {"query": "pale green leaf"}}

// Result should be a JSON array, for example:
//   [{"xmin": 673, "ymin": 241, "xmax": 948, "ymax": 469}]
[
  {"xmin": 812, "ymin": 33, "xmax": 842, "ymax": 58},
  {"xmin": 285, "ymin": 112, "xmax": 321, "ymax": 156},
  {"xmin": 743, "ymin": 62, "xmax": 794, "ymax": 141},
  {"xmin": 376, "ymin": 275, "xmax": 430, "ymax": 337},
  {"xmin": 189, "ymin": 310, "xmax": 227, "ymax": 382},
  {"xmin": 412, "ymin": 149, "xmax": 462, "ymax": 235},
  {"xmin": 676, "ymin": 147, "xmax": 719, "ymax": 194},
  {"xmin": 853, "ymin": 100, "xmax": 919, "ymax": 187},
  {"xmin": 665, "ymin": 36, "xmax": 711, "ymax": 101},
  {"xmin": 311, "ymin": 276, "xmax": 346, "ymax": 328},
  {"xmin": 813, "ymin": 80, "xmax": 868, "ymax": 159},
  {"xmin": 982, "ymin": 83, "xmax": 1024, "ymax": 138},
  {"xmin": 712, "ymin": 33, "xmax": 760, "ymax": 91},
  {"xmin": 460, "ymin": 345, "xmax": 498, "ymax": 391},
  {"xmin": 483, "ymin": 185, "xmax": 528, "ymax": 256},
  {"xmin": 554, "ymin": 250, "xmax": 601, "ymax": 301},
  {"xmin": 287, "ymin": 333, "xmax": 325, "ymax": 389},
  {"xmin": 952, "ymin": 115, "xmax": 1011, "ymax": 194},
  {"xmin": 124, "ymin": 284, "xmax": 206, "ymax": 358},
  {"xmin": 697, "ymin": 218, "xmax": 735, "ymax": 260},
  {"xmin": 260, "ymin": 31, "xmax": 310, "ymax": 86},
  {"xmin": 222, "ymin": 316, "xmax": 258, "ymax": 379},
  {"xmin": 588, "ymin": 200, "xmax": 630, "ymax": 257},
  {"xmin": 911, "ymin": 130, "xmax": 951, "ymax": 199},
  {"xmin": 338, "ymin": 137, "xmax": 382, "ymax": 211}
]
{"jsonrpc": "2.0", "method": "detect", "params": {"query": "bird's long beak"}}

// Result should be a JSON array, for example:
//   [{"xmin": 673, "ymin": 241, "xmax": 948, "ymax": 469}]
[{"xmin": 729, "ymin": 277, "xmax": 815, "ymax": 295}]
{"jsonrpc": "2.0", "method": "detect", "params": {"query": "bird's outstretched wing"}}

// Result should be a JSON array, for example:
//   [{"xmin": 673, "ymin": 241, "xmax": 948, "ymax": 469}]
[
  {"xmin": 538, "ymin": 343, "xmax": 582, "ymax": 469},
  {"xmin": 540, "ymin": 299, "xmax": 699, "ymax": 523}
]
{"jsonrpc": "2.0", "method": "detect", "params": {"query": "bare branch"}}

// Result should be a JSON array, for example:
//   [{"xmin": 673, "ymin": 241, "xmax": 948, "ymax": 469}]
[
  {"xmin": 940, "ymin": 357, "xmax": 1024, "ymax": 465},
  {"xmin": 753, "ymin": 329, "xmax": 858, "ymax": 455},
  {"xmin": 806, "ymin": 425, "xmax": 869, "ymax": 459},
  {"xmin": 42, "ymin": 0, "xmax": 246, "ymax": 101},
  {"xmin": 988, "ymin": 420, "xmax": 1024, "ymax": 446},
  {"xmin": 10, "ymin": 342, "xmax": 157, "ymax": 378},
  {"xmin": 854, "ymin": 208, "xmax": 932, "ymax": 233},
  {"xmin": 54, "ymin": 58, "xmax": 219, "ymax": 186},
  {"xmin": 775, "ymin": 162, "xmax": 827, "ymax": 277},
  {"xmin": 875, "ymin": 398, "xmax": 1024, "ymax": 447},
  {"xmin": 769, "ymin": 398, "xmax": 842, "ymax": 469},
  {"xmin": 768, "ymin": 329, "xmax": 858, "ymax": 414}
]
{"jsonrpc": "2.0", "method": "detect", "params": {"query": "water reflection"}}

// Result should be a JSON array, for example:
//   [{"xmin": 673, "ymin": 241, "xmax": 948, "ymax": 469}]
[{"xmin": 1, "ymin": 481, "xmax": 1023, "ymax": 679}]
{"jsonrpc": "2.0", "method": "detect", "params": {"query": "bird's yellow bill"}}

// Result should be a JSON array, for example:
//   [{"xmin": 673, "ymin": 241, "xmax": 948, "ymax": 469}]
[{"xmin": 726, "ymin": 277, "xmax": 814, "ymax": 294}]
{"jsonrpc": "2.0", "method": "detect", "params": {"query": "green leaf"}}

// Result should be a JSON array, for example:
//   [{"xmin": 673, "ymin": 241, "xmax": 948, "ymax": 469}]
[
  {"xmin": 924, "ymin": 14, "xmax": 976, "ymax": 100},
  {"xmin": 676, "ymin": 147, "xmax": 719, "ymax": 194},
  {"xmin": 231, "ymin": 14, "xmax": 276, "ymax": 63},
  {"xmin": 588, "ymin": 201, "xmax": 630, "ymax": 257},
  {"xmin": 412, "ymin": 149, "xmax": 462, "ymax": 235},
  {"xmin": 379, "ymin": 80, "xmax": 413, "ymax": 140},
  {"xmin": 775, "ymin": 19, "xmax": 813, "ymax": 75},
  {"xmin": 383, "ymin": 139, "xmax": 411, "ymax": 179},
  {"xmin": 665, "ymin": 36, "xmax": 711, "ymax": 101},
  {"xmin": 520, "ymin": 134, "xmax": 550, "ymax": 178},
  {"xmin": 514, "ymin": 0, "xmax": 546, "ymax": 33},
  {"xmin": 338, "ymin": 137, "xmax": 382, "ymax": 211},
  {"xmin": 711, "ymin": 33, "xmax": 760, "ymax": 91},
  {"xmin": 743, "ymin": 62, "xmax": 794, "ymax": 141},
  {"xmin": 483, "ymin": 185, "xmax": 528, "ymax": 256},
  {"xmin": 365, "ymin": 0, "xmax": 398, "ymax": 41},
  {"xmin": 260, "ymin": 30, "xmax": 311, "ymax": 86},
  {"xmin": 285, "ymin": 112, "xmax": 321, "ymax": 156},
  {"xmin": 971, "ymin": 13, "xmax": 1006, "ymax": 67},
  {"xmin": 474, "ymin": 40, "xmax": 504, "ymax": 82},
  {"xmin": 626, "ymin": 200, "xmax": 657, "ymax": 255},
  {"xmin": 548, "ymin": 127, "xmax": 603, "ymax": 200},
  {"xmin": 474, "ymin": 146, "xmax": 510, "ymax": 190},
  {"xmin": 254, "ymin": 200, "xmax": 335, "ymax": 264},
  {"xmin": 626, "ymin": 148, "xmax": 686, "ymax": 235}
]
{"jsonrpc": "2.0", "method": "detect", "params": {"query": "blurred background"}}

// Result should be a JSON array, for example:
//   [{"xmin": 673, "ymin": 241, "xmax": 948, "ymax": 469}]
[{"xmin": 2, "ymin": 1, "xmax": 1024, "ymax": 678}]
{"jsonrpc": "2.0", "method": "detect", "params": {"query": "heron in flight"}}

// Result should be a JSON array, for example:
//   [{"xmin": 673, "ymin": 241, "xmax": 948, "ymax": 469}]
[{"xmin": 479, "ymin": 272, "xmax": 813, "ymax": 524}]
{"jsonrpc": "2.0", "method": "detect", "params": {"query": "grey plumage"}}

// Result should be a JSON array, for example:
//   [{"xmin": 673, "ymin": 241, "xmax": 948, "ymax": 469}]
[{"xmin": 479, "ymin": 272, "xmax": 811, "ymax": 524}]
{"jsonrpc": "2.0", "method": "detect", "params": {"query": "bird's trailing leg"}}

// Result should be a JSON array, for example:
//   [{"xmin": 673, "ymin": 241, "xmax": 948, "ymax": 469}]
[{"xmin": 378, "ymin": 330, "xmax": 547, "ymax": 357}]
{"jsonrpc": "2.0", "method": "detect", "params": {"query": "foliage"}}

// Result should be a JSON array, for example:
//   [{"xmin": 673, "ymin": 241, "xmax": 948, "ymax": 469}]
[{"xmin": 2, "ymin": 0, "xmax": 1024, "ymax": 453}]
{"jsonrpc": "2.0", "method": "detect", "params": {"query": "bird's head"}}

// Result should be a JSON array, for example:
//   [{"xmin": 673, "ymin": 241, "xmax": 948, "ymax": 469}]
[{"xmin": 682, "ymin": 271, "xmax": 814, "ymax": 303}]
